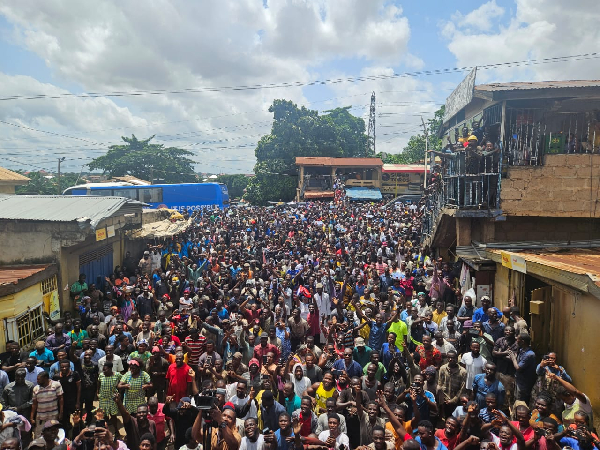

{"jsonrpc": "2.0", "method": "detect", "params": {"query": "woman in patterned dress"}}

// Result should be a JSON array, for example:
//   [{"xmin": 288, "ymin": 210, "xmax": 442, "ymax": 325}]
[
  {"xmin": 97, "ymin": 361, "xmax": 122, "ymax": 433},
  {"xmin": 117, "ymin": 358, "xmax": 152, "ymax": 413}
]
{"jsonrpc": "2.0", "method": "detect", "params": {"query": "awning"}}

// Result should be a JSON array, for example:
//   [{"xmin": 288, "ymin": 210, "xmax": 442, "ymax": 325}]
[
  {"xmin": 303, "ymin": 190, "xmax": 334, "ymax": 199},
  {"xmin": 346, "ymin": 187, "xmax": 382, "ymax": 201}
]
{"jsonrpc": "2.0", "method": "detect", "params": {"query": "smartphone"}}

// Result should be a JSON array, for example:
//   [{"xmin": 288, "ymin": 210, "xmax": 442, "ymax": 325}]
[
  {"xmin": 206, "ymin": 355, "xmax": 213, "ymax": 365},
  {"xmin": 262, "ymin": 355, "xmax": 268, "ymax": 365},
  {"xmin": 263, "ymin": 427, "xmax": 271, "ymax": 435}
]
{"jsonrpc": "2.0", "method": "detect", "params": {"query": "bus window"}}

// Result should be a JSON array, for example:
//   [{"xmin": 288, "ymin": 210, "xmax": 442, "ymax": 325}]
[
  {"xmin": 113, "ymin": 189, "xmax": 138, "ymax": 200},
  {"xmin": 89, "ymin": 189, "xmax": 114, "ymax": 197},
  {"xmin": 139, "ymin": 187, "xmax": 163, "ymax": 203}
]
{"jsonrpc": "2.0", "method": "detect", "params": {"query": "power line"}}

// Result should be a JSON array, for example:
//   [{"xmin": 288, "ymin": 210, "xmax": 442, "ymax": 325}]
[{"xmin": 0, "ymin": 52, "xmax": 597, "ymax": 102}]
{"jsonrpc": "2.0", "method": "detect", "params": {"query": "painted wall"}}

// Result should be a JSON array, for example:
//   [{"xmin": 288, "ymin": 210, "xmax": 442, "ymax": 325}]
[
  {"xmin": 549, "ymin": 286, "xmax": 600, "ymax": 430},
  {"xmin": 0, "ymin": 185, "xmax": 16, "ymax": 194},
  {"xmin": 0, "ymin": 282, "xmax": 50, "ymax": 351}
]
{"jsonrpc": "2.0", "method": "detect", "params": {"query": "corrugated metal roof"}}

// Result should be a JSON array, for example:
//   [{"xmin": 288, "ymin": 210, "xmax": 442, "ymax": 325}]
[
  {"xmin": 0, "ymin": 195, "xmax": 143, "ymax": 229},
  {"xmin": 346, "ymin": 187, "xmax": 383, "ymax": 201},
  {"xmin": 487, "ymin": 248, "xmax": 600, "ymax": 287},
  {"xmin": 296, "ymin": 157, "xmax": 383, "ymax": 167},
  {"xmin": 0, "ymin": 166, "xmax": 29, "ymax": 183},
  {"xmin": 475, "ymin": 80, "xmax": 600, "ymax": 92},
  {"xmin": 303, "ymin": 190, "xmax": 334, "ymax": 199},
  {"xmin": 0, "ymin": 264, "xmax": 52, "ymax": 286}
]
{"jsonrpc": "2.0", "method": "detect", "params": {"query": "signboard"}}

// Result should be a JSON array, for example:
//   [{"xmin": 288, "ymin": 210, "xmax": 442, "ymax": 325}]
[
  {"xmin": 443, "ymin": 67, "xmax": 477, "ymax": 124},
  {"xmin": 96, "ymin": 228, "xmax": 107, "ymax": 241},
  {"xmin": 501, "ymin": 251, "xmax": 527, "ymax": 274},
  {"xmin": 43, "ymin": 291, "xmax": 61, "ymax": 321},
  {"xmin": 107, "ymin": 225, "xmax": 115, "ymax": 238}
]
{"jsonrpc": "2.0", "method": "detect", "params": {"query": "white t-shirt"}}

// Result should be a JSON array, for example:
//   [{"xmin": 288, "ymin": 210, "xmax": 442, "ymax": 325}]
[
  {"xmin": 98, "ymin": 354, "xmax": 124, "ymax": 372},
  {"xmin": 240, "ymin": 434, "xmax": 265, "ymax": 450},
  {"xmin": 317, "ymin": 431, "xmax": 350, "ymax": 448},
  {"xmin": 289, "ymin": 373, "xmax": 312, "ymax": 398},
  {"xmin": 461, "ymin": 352, "xmax": 487, "ymax": 388}
]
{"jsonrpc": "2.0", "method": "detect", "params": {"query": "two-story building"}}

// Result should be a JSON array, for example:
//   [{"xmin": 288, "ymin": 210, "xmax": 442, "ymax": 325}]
[{"xmin": 424, "ymin": 76, "xmax": 600, "ymax": 425}]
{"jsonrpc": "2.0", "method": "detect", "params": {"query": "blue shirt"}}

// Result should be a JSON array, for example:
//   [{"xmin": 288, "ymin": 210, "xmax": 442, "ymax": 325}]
[
  {"xmin": 367, "ymin": 321, "xmax": 387, "ymax": 351},
  {"xmin": 274, "ymin": 429, "xmax": 296, "ymax": 450},
  {"xmin": 332, "ymin": 359, "xmax": 363, "ymax": 379},
  {"xmin": 108, "ymin": 332, "xmax": 134, "ymax": 346},
  {"xmin": 516, "ymin": 347, "xmax": 537, "ymax": 390},
  {"xmin": 472, "ymin": 307, "xmax": 503, "ymax": 323},
  {"xmin": 29, "ymin": 348, "xmax": 55, "ymax": 373},
  {"xmin": 49, "ymin": 360, "xmax": 75, "ymax": 379},
  {"xmin": 415, "ymin": 436, "xmax": 448, "ymax": 450},
  {"xmin": 472, "ymin": 374, "xmax": 505, "ymax": 409},
  {"xmin": 404, "ymin": 390, "xmax": 436, "ymax": 423},
  {"xmin": 381, "ymin": 343, "xmax": 401, "ymax": 370}
]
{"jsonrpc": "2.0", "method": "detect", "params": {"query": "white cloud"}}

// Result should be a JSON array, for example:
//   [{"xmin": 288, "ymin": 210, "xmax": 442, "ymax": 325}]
[
  {"xmin": 449, "ymin": 0, "xmax": 505, "ymax": 32},
  {"xmin": 0, "ymin": 0, "xmax": 416, "ymax": 173},
  {"xmin": 441, "ymin": 0, "xmax": 600, "ymax": 83}
]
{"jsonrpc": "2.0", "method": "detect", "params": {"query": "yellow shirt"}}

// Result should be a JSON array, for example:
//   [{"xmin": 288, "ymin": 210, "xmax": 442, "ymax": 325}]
[{"xmin": 432, "ymin": 310, "xmax": 447, "ymax": 326}]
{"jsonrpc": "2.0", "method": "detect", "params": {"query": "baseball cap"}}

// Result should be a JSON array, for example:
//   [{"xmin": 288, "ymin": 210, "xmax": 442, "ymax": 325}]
[
  {"xmin": 178, "ymin": 397, "xmax": 191, "ymax": 408},
  {"xmin": 463, "ymin": 320, "xmax": 474, "ymax": 329},
  {"xmin": 249, "ymin": 358, "xmax": 260, "ymax": 367},
  {"xmin": 43, "ymin": 420, "xmax": 61, "ymax": 430}
]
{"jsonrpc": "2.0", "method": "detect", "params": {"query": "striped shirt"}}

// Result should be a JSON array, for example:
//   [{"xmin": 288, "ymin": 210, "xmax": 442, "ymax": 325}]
[
  {"xmin": 184, "ymin": 336, "xmax": 206, "ymax": 366},
  {"xmin": 33, "ymin": 380, "xmax": 63, "ymax": 420}
]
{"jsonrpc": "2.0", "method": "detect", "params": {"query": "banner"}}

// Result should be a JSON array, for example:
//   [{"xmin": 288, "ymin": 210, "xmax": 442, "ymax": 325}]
[
  {"xmin": 96, "ymin": 228, "xmax": 107, "ymax": 241},
  {"xmin": 501, "ymin": 251, "xmax": 527, "ymax": 274}
]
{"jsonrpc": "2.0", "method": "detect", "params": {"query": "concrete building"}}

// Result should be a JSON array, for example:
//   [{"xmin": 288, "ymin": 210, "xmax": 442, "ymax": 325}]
[
  {"xmin": 0, "ymin": 195, "xmax": 143, "ymax": 317},
  {"xmin": 295, "ymin": 157, "xmax": 383, "ymax": 201},
  {"xmin": 0, "ymin": 166, "xmax": 29, "ymax": 194},
  {"xmin": 425, "ymin": 77, "xmax": 600, "ymax": 426}
]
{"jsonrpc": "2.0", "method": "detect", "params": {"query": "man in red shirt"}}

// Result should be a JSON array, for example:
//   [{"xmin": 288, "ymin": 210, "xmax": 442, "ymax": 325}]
[
  {"xmin": 253, "ymin": 332, "xmax": 280, "ymax": 367},
  {"xmin": 165, "ymin": 352, "xmax": 192, "ymax": 403},
  {"xmin": 415, "ymin": 335, "xmax": 442, "ymax": 371},
  {"xmin": 435, "ymin": 416, "xmax": 461, "ymax": 450}
]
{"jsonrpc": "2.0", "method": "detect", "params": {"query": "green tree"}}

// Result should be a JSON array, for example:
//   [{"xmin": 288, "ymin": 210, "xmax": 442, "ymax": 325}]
[
  {"xmin": 245, "ymin": 100, "xmax": 370, "ymax": 205},
  {"xmin": 16, "ymin": 171, "xmax": 80, "ymax": 195},
  {"xmin": 216, "ymin": 174, "xmax": 252, "ymax": 199},
  {"xmin": 376, "ymin": 106, "xmax": 445, "ymax": 164},
  {"xmin": 88, "ymin": 135, "xmax": 197, "ymax": 184}
]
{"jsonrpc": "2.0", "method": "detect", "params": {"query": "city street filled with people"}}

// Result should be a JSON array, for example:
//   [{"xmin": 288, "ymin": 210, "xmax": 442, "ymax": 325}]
[{"xmin": 0, "ymin": 196, "xmax": 595, "ymax": 450}]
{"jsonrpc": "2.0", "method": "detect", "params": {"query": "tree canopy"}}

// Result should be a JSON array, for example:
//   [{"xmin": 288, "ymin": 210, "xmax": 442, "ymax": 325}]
[
  {"xmin": 245, "ymin": 99, "xmax": 371, "ymax": 205},
  {"xmin": 377, "ymin": 106, "xmax": 444, "ymax": 164},
  {"xmin": 16, "ymin": 171, "xmax": 80, "ymax": 195},
  {"xmin": 216, "ymin": 174, "xmax": 251, "ymax": 199},
  {"xmin": 88, "ymin": 135, "xmax": 197, "ymax": 184}
]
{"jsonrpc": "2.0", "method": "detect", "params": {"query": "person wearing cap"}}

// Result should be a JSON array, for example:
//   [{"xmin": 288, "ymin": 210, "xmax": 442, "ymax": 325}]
[
  {"xmin": 139, "ymin": 251, "xmax": 152, "ymax": 277},
  {"xmin": 253, "ymin": 333, "xmax": 280, "ymax": 368},
  {"xmin": 241, "ymin": 358, "xmax": 262, "ymax": 391},
  {"xmin": 117, "ymin": 358, "xmax": 152, "ymax": 413},
  {"xmin": 351, "ymin": 337, "xmax": 372, "ymax": 369},
  {"xmin": 27, "ymin": 420, "xmax": 61, "ymax": 450},
  {"xmin": 127, "ymin": 340, "xmax": 152, "ymax": 365},
  {"xmin": 472, "ymin": 296, "xmax": 503, "ymax": 324},
  {"xmin": 258, "ymin": 389, "xmax": 286, "ymax": 432}
]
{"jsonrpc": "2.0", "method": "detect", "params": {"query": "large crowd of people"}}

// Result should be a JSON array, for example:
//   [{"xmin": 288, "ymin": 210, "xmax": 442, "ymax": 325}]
[{"xmin": 0, "ymin": 197, "xmax": 595, "ymax": 450}]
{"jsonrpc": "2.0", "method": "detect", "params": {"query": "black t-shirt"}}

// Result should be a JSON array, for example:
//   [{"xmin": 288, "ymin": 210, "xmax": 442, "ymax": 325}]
[
  {"xmin": 114, "ymin": 344, "xmax": 135, "ymax": 359},
  {"xmin": 79, "ymin": 362, "xmax": 99, "ymax": 390},
  {"xmin": 54, "ymin": 371, "xmax": 81, "ymax": 408},
  {"xmin": 163, "ymin": 403, "xmax": 199, "ymax": 449},
  {"xmin": 1, "ymin": 351, "xmax": 29, "ymax": 382}
]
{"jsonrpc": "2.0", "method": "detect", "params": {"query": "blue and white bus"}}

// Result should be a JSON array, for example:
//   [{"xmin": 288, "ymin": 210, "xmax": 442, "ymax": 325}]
[{"xmin": 63, "ymin": 182, "xmax": 229, "ymax": 211}]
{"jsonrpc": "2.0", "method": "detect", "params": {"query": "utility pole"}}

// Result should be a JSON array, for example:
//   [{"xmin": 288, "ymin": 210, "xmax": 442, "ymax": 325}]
[
  {"xmin": 57, "ymin": 157, "xmax": 66, "ymax": 194},
  {"xmin": 149, "ymin": 167, "xmax": 154, "ymax": 185},
  {"xmin": 421, "ymin": 116, "xmax": 428, "ymax": 189},
  {"xmin": 368, "ymin": 92, "xmax": 376, "ymax": 154}
]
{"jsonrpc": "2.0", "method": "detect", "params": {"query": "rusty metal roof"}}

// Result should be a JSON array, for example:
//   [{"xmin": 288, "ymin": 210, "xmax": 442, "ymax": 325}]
[
  {"xmin": 0, "ymin": 166, "xmax": 29, "ymax": 183},
  {"xmin": 487, "ymin": 248, "xmax": 600, "ymax": 288},
  {"xmin": 0, "ymin": 264, "xmax": 53, "ymax": 286},
  {"xmin": 303, "ymin": 190, "xmax": 335, "ymax": 199},
  {"xmin": 296, "ymin": 157, "xmax": 383, "ymax": 167},
  {"xmin": 475, "ymin": 80, "xmax": 600, "ymax": 92}
]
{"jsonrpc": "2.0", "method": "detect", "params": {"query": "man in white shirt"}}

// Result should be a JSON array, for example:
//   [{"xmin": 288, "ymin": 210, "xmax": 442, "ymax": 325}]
[
  {"xmin": 240, "ymin": 417, "xmax": 265, "ymax": 450},
  {"xmin": 317, "ymin": 414, "xmax": 349, "ymax": 449},
  {"xmin": 313, "ymin": 284, "xmax": 330, "ymax": 319},
  {"xmin": 460, "ymin": 341, "xmax": 487, "ymax": 393}
]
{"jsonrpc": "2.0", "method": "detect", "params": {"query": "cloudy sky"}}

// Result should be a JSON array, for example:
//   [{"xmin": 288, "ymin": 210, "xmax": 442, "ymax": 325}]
[{"xmin": 1, "ymin": 0, "xmax": 599, "ymax": 175}]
